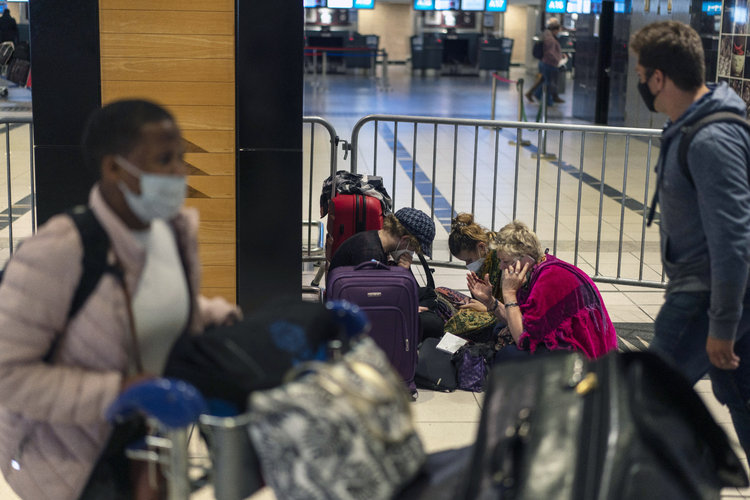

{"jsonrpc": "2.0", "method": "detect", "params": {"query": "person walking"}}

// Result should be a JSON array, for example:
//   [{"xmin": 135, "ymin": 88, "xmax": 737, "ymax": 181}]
[
  {"xmin": 0, "ymin": 9, "xmax": 18, "ymax": 45},
  {"xmin": 631, "ymin": 21, "xmax": 750, "ymax": 458},
  {"xmin": 525, "ymin": 17, "xmax": 566, "ymax": 106}
]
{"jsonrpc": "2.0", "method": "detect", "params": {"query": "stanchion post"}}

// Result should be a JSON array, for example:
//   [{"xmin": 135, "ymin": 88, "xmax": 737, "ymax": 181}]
[
  {"xmin": 321, "ymin": 50, "xmax": 328, "ymax": 91},
  {"xmin": 532, "ymin": 82, "xmax": 556, "ymax": 160},
  {"xmin": 370, "ymin": 48, "xmax": 376, "ymax": 79},
  {"xmin": 490, "ymin": 72, "xmax": 498, "ymax": 120},
  {"xmin": 312, "ymin": 50, "xmax": 319, "ymax": 90},
  {"xmin": 380, "ymin": 50, "xmax": 391, "ymax": 91}
]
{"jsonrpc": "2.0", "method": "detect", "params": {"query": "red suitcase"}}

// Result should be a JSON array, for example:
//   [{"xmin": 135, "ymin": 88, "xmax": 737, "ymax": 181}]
[{"xmin": 325, "ymin": 194, "xmax": 384, "ymax": 261}]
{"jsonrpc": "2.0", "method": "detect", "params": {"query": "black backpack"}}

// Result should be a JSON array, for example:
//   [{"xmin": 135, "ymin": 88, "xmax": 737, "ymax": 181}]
[
  {"xmin": 532, "ymin": 39, "xmax": 544, "ymax": 60},
  {"xmin": 678, "ymin": 111, "xmax": 750, "ymax": 186},
  {"xmin": 0, "ymin": 207, "xmax": 112, "ymax": 323}
]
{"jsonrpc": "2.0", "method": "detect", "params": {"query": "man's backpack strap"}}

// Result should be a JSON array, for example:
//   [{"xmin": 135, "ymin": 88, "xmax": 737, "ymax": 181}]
[
  {"xmin": 678, "ymin": 111, "xmax": 750, "ymax": 187},
  {"xmin": 66, "ymin": 206, "xmax": 113, "ymax": 320}
]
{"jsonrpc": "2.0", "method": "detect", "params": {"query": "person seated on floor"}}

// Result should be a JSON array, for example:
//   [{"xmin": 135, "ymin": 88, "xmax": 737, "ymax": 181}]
[
  {"xmin": 0, "ymin": 99, "xmax": 241, "ymax": 500},
  {"xmin": 438, "ymin": 213, "xmax": 510, "ymax": 345},
  {"xmin": 468, "ymin": 220, "xmax": 617, "ymax": 359},
  {"xmin": 327, "ymin": 207, "xmax": 441, "ymax": 340}
]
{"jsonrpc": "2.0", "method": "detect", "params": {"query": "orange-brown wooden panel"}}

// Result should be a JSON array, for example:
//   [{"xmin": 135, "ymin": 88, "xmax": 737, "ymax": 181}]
[
  {"xmin": 100, "ymin": 0, "xmax": 233, "ymax": 11},
  {"xmin": 187, "ymin": 175, "xmax": 234, "ymax": 199},
  {"xmin": 198, "ymin": 220, "xmax": 235, "ymax": 244},
  {"xmin": 185, "ymin": 198, "xmax": 235, "ymax": 222},
  {"xmin": 198, "ymin": 242, "xmax": 235, "ymax": 267},
  {"xmin": 182, "ymin": 130, "xmax": 235, "ymax": 153},
  {"xmin": 100, "ymin": 10, "xmax": 233, "ymax": 35},
  {"xmin": 101, "ymin": 58, "xmax": 233, "ymax": 82},
  {"xmin": 200, "ymin": 288, "xmax": 237, "ymax": 304},
  {"xmin": 101, "ymin": 33, "xmax": 233, "ymax": 60},
  {"xmin": 102, "ymin": 81, "xmax": 234, "ymax": 107},
  {"xmin": 184, "ymin": 153, "xmax": 234, "ymax": 176},
  {"xmin": 201, "ymin": 265, "xmax": 236, "ymax": 288},
  {"xmin": 168, "ymin": 105, "xmax": 234, "ymax": 131}
]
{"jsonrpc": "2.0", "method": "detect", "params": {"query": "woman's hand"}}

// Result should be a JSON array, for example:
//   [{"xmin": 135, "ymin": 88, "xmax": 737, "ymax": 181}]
[
  {"xmin": 397, "ymin": 252, "xmax": 413, "ymax": 269},
  {"xmin": 502, "ymin": 259, "xmax": 531, "ymax": 296},
  {"xmin": 467, "ymin": 272, "xmax": 494, "ymax": 308},
  {"xmin": 459, "ymin": 298, "xmax": 488, "ymax": 312}
]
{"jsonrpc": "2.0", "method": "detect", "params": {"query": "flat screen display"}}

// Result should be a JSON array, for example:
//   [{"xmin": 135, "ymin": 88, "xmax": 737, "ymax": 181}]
[
  {"xmin": 546, "ymin": 0, "xmax": 566, "ymax": 12},
  {"xmin": 485, "ymin": 0, "xmax": 507, "ymax": 11},
  {"xmin": 701, "ymin": 0, "xmax": 721, "ymax": 14},
  {"xmin": 435, "ymin": 0, "xmax": 458, "ymax": 9},
  {"xmin": 304, "ymin": 0, "xmax": 324, "ymax": 6},
  {"xmin": 414, "ymin": 0, "xmax": 434, "ymax": 10},
  {"xmin": 327, "ymin": 0, "xmax": 354, "ymax": 7},
  {"xmin": 566, "ymin": 0, "xmax": 591, "ymax": 13},
  {"xmin": 355, "ymin": 0, "xmax": 375, "ymax": 7},
  {"xmin": 461, "ymin": 0, "xmax": 484, "ymax": 10}
]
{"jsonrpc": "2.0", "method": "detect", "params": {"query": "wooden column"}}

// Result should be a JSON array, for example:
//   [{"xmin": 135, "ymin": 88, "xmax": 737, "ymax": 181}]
[{"xmin": 99, "ymin": 0, "xmax": 236, "ymax": 302}]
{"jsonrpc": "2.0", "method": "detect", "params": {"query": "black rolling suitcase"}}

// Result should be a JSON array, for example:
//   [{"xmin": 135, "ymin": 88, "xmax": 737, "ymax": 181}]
[{"xmin": 458, "ymin": 351, "xmax": 749, "ymax": 500}]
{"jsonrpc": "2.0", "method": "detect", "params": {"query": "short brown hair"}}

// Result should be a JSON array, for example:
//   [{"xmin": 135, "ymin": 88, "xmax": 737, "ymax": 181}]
[
  {"xmin": 630, "ymin": 21, "xmax": 705, "ymax": 91},
  {"xmin": 382, "ymin": 213, "xmax": 421, "ymax": 253},
  {"xmin": 495, "ymin": 220, "xmax": 543, "ymax": 263},
  {"xmin": 448, "ymin": 213, "xmax": 496, "ymax": 256}
]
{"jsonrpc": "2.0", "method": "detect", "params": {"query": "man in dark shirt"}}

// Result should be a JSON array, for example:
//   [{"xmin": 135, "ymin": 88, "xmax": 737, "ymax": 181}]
[{"xmin": 0, "ymin": 9, "xmax": 18, "ymax": 45}]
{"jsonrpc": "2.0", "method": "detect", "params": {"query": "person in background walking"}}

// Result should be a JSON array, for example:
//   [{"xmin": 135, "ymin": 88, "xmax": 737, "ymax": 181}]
[
  {"xmin": 0, "ymin": 9, "xmax": 18, "ymax": 45},
  {"xmin": 525, "ymin": 17, "xmax": 566, "ymax": 106}
]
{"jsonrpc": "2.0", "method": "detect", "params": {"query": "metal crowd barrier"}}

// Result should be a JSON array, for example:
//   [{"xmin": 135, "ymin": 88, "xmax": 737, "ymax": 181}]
[
  {"xmin": 344, "ymin": 114, "xmax": 666, "ymax": 289},
  {"xmin": 0, "ymin": 116, "xmax": 35, "ymax": 263}
]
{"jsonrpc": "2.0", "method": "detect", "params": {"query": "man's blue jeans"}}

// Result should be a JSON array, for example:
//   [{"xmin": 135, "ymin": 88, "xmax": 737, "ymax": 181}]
[
  {"xmin": 651, "ymin": 290, "xmax": 750, "ymax": 457},
  {"xmin": 533, "ymin": 62, "xmax": 559, "ymax": 106}
]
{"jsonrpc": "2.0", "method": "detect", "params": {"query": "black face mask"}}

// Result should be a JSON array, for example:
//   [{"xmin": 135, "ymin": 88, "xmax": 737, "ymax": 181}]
[{"xmin": 638, "ymin": 70, "xmax": 657, "ymax": 112}]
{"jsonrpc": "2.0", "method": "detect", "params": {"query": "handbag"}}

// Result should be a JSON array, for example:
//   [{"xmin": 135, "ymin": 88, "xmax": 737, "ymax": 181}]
[
  {"xmin": 443, "ymin": 309, "xmax": 497, "ymax": 341},
  {"xmin": 247, "ymin": 335, "xmax": 426, "ymax": 500},
  {"xmin": 451, "ymin": 342, "xmax": 496, "ymax": 392},
  {"xmin": 415, "ymin": 337, "xmax": 458, "ymax": 392}
]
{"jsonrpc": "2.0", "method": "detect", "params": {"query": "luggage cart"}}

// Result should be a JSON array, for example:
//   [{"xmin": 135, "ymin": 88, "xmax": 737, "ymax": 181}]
[{"xmin": 106, "ymin": 300, "xmax": 369, "ymax": 499}]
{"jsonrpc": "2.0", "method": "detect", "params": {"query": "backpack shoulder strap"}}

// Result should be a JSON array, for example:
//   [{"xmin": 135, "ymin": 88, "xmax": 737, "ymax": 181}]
[
  {"xmin": 678, "ymin": 111, "xmax": 750, "ymax": 187},
  {"xmin": 66, "ymin": 206, "xmax": 113, "ymax": 320},
  {"xmin": 416, "ymin": 251, "xmax": 435, "ymax": 289}
]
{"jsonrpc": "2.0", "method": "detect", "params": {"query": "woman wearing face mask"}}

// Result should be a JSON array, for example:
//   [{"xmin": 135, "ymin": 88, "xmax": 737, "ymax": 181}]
[
  {"xmin": 327, "ymin": 207, "xmax": 434, "ymax": 274},
  {"xmin": 0, "ymin": 100, "xmax": 241, "ymax": 500},
  {"xmin": 467, "ymin": 220, "xmax": 617, "ymax": 359}
]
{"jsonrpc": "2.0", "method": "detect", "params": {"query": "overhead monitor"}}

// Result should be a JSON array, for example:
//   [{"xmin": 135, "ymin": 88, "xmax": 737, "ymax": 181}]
[
  {"xmin": 485, "ymin": 0, "xmax": 507, "ymax": 11},
  {"xmin": 546, "ymin": 0, "xmax": 566, "ymax": 12},
  {"xmin": 461, "ymin": 0, "xmax": 484, "ymax": 10},
  {"xmin": 304, "ymin": 0, "xmax": 324, "ymax": 6},
  {"xmin": 414, "ymin": 0, "xmax": 434, "ymax": 9},
  {"xmin": 435, "ymin": 0, "xmax": 458, "ymax": 9},
  {"xmin": 566, "ymin": 0, "xmax": 591, "ymax": 13},
  {"xmin": 327, "ymin": 0, "xmax": 354, "ymax": 7},
  {"xmin": 701, "ymin": 0, "xmax": 721, "ymax": 14},
  {"xmin": 355, "ymin": 0, "xmax": 375, "ymax": 7}
]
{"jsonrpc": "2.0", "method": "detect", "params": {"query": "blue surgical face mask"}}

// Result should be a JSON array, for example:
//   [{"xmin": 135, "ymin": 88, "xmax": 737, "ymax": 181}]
[
  {"xmin": 466, "ymin": 257, "xmax": 486, "ymax": 273},
  {"xmin": 116, "ymin": 155, "xmax": 186, "ymax": 224}
]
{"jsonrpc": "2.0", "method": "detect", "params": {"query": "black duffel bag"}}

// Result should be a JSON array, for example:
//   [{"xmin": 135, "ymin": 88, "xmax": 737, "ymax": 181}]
[{"xmin": 457, "ymin": 350, "xmax": 749, "ymax": 500}]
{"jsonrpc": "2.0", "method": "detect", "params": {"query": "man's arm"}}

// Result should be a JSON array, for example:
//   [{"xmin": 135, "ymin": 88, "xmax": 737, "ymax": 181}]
[{"xmin": 690, "ymin": 124, "xmax": 750, "ymax": 368}]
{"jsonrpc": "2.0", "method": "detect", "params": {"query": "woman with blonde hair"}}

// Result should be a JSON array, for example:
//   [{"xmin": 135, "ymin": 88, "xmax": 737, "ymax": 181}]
[{"xmin": 468, "ymin": 220, "xmax": 617, "ymax": 359}]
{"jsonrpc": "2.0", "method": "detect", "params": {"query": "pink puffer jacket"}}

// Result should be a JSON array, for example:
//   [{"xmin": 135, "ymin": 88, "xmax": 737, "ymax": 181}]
[{"xmin": 0, "ymin": 186, "xmax": 239, "ymax": 500}]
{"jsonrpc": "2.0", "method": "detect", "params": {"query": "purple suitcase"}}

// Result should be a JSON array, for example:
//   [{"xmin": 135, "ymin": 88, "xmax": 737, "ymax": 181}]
[{"xmin": 326, "ymin": 260, "xmax": 419, "ymax": 388}]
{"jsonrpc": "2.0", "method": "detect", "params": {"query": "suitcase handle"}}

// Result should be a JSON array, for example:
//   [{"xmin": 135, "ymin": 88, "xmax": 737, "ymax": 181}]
[{"xmin": 354, "ymin": 260, "xmax": 391, "ymax": 271}]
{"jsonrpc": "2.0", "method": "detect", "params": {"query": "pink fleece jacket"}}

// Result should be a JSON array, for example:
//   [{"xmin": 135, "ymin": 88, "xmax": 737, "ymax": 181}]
[{"xmin": 0, "ymin": 186, "xmax": 239, "ymax": 500}]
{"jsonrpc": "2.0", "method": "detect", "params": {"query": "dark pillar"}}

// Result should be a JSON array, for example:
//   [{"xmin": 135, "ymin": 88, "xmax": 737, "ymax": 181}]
[
  {"xmin": 29, "ymin": 0, "xmax": 100, "ymax": 224},
  {"xmin": 594, "ymin": 1, "xmax": 614, "ymax": 124},
  {"xmin": 236, "ymin": 3, "xmax": 303, "ymax": 312}
]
